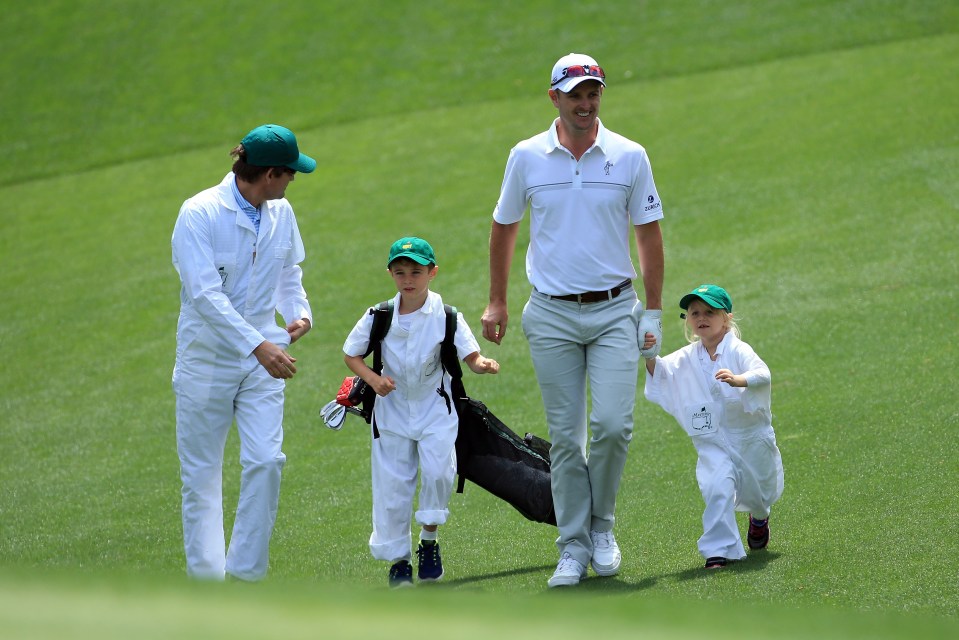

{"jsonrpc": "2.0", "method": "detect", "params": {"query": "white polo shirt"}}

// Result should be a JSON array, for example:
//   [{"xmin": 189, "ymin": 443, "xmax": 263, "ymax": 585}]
[{"xmin": 493, "ymin": 118, "xmax": 663, "ymax": 296}]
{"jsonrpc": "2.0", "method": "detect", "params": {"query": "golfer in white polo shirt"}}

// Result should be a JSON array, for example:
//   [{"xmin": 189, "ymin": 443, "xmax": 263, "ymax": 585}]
[{"xmin": 481, "ymin": 53, "xmax": 665, "ymax": 588}]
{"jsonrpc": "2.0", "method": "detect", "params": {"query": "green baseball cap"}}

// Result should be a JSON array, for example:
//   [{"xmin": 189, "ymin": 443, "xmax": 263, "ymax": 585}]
[
  {"xmin": 680, "ymin": 284, "xmax": 733, "ymax": 312},
  {"xmin": 241, "ymin": 124, "xmax": 316, "ymax": 173},
  {"xmin": 388, "ymin": 237, "xmax": 436, "ymax": 267}
]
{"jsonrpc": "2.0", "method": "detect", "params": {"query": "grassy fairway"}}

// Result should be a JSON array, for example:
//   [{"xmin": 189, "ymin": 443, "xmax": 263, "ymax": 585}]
[{"xmin": 2, "ymin": 0, "xmax": 958, "ymax": 636}]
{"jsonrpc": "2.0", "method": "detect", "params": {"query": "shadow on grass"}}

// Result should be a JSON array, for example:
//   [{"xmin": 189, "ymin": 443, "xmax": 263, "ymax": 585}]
[
  {"xmin": 564, "ymin": 551, "xmax": 783, "ymax": 594},
  {"xmin": 441, "ymin": 564, "xmax": 556, "ymax": 588},
  {"xmin": 672, "ymin": 550, "xmax": 783, "ymax": 582},
  {"xmin": 433, "ymin": 551, "xmax": 781, "ymax": 593}
]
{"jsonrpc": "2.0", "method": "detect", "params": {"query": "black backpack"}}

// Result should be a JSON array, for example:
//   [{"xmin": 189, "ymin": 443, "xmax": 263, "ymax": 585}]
[{"xmin": 360, "ymin": 299, "xmax": 556, "ymax": 526}]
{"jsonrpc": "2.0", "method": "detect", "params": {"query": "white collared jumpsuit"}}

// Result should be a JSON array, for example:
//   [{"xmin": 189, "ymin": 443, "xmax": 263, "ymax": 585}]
[
  {"xmin": 172, "ymin": 172, "xmax": 312, "ymax": 581},
  {"xmin": 645, "ymin": 332, "xmax": 784, "ymax": 561},
  {"xmin": 343, "ymin": 291, "xmax": 480, "ymax": 563}
]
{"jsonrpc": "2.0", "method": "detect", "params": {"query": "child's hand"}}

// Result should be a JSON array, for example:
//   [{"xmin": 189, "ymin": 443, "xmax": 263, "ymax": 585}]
[
  {"xmin": 716, "ymin": 369, "xmax": 747, "ymax": 387},
  {"xmin": 371, "ymin": 375, "xmax": 396, "ymax": 396},
  {"xmin": 642, "ymin": 332, "xmax": 657, "ymax": 354},
  {"xmin": 466, "ymin": 354, "xmax": 500, "ymax": 375}
]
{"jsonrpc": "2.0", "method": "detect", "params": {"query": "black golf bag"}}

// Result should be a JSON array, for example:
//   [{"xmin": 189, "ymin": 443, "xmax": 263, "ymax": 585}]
[{"xmin": 361, "ymin": 299, "xmax": 556, "ymax": 526}]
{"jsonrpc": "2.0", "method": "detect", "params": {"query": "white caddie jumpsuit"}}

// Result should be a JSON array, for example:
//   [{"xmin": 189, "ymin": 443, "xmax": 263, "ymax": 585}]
[
  {"xmin": 645, "ymin": 332, "xmax": 784, "ymax": 561},
  {"xmin": 171, "ymin": 172, "xmax": 312, "ymax": 581},
  {"xmin": 343, "ymin": 291, "xmax": 480, "ymax": 563}
]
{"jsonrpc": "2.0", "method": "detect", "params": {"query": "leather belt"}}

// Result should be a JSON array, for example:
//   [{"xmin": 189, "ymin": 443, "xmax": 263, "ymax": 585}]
[{"xmin": 546, "ymin": 279, "xmax": 632, "ymax": 304}]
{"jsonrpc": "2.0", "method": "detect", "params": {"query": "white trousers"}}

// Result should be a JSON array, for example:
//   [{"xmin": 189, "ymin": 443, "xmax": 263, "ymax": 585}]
[
  {"xmin": 692, "ymin": 426, "xmax": 784, "ymax": 559},
  {"xmin": 521, "ymin": 291, "xmax": 639, "ymax": 567},
  {"xmin": 368, "ymin": 425, "xmax": 457, "ymax": 563},
  {"xmin": 173, "ymin": 340, "xmax": 286, "ymax": 581}
]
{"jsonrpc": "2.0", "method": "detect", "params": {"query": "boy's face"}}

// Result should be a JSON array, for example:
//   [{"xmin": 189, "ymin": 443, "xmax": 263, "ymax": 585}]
[
  {"xmin": 685, "ymin": 299, "xmax": 729, "ymax": 343},
  {"xmin": 388, "ymin": 259, "xmax": 436, "ymax": 299}
]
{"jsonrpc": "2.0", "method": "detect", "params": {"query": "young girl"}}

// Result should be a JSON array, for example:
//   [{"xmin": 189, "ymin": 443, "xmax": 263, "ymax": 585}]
[{"xmin": 643, "ymin": 284, "xmax": 783, "ymax": 569}]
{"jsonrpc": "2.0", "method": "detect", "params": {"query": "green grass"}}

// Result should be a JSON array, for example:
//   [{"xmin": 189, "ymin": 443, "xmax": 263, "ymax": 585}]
[
  {"xmin": 4, "ymin": 572, "xmax": 955, "ymax": 640},
  {"xmin": 2, "ymin": 0, "xmax": 958, "ymax": 636}
]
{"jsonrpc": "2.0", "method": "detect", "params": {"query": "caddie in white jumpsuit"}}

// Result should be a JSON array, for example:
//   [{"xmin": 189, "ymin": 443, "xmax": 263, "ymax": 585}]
[
  {"xmin": 342, "ymin": 237, "xmax": 499, "ymax": 587},
  {"xmin": 344, "ymin": 290, "xmax": 481, "ymax": 564},
  {"xmin": 481, "ymin": 53, "xmax": 665, "ymax": 588},
  {"xmin": 644, "ymin": 285, "xmax": 784, "ymax": 565},
  {"xmin": 172, "ymin": 124, "xmax": 316, "ymax": 581}
]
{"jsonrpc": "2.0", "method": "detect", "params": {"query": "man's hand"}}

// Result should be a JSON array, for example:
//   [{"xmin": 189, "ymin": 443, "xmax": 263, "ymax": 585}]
[
  {"xmin": 637, "ymin": 309, "xmax": 662, "ymax": 358},
  {"xmin": 253, "ymin": 340, "xmax": 297, "ymax": 379},
  {"xmin": 481, "ymin": 301, "xmax": 509, "ymax": 345}
]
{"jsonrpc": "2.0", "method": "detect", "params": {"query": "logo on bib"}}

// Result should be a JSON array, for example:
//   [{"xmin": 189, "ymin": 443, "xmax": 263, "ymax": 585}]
[{"xmin": 691, "ymin": 406, "xmax": 712, "ymax": 432}]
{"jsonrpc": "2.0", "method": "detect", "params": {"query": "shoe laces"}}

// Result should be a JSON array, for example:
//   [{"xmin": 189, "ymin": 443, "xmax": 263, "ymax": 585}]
[
  {"xmin": 390, "ymin": 561, "xmax": 411, "ymax": 578},
  {"xmin": 556, "ymin": 552, "xmax": 582, "ymax": 574},
  {"xmin": 417, "ymin": 542, "xmax": 439, "ymax": 564},
  {"xmin": 592, "ymin": 531, "xmax": 614, "ymax": 550}
]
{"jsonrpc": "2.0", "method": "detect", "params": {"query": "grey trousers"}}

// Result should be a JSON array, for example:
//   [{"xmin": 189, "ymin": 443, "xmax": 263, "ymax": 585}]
[{"xmin": 522, "ymin": 290, "xmax": 640, "ymax": 566}]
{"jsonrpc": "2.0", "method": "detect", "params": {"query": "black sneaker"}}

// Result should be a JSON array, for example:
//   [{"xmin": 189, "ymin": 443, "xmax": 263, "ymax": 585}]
[
  {"xmin": 704, "ymin": 556, "xmax": 728, "ymax": 569},
  {"xmin": 388, "ymin": 560, "xmax": 414, "ymax": 588},
  {"xmin": 747, "ymin": 514, "xmax": 770, "ymax": 550},
  {"xmin": 416, "ymin": 541, "xmax": 444, "ymax": 582}
]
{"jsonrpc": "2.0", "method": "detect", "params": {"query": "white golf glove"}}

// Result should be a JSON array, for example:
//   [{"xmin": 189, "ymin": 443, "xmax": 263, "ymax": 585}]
[{"xmin": 637, "ymin": 309, "xmax": 662, "ymax": 358}]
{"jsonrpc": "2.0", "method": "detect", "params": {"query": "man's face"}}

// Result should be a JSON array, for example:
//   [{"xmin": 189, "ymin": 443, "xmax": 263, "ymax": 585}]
[
  {"xmin": 266, "ymin": 167, "xmax": 296, "ymax": 200},
  {"xmin": 550, "ymin": 80, "xmax": 603, "ymax": 134}
]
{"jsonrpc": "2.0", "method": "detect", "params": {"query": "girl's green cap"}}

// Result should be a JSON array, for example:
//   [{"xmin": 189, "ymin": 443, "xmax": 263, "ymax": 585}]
[{"xmin": 680, "ymin": 284, "xmax": 732, "ymax": 312}]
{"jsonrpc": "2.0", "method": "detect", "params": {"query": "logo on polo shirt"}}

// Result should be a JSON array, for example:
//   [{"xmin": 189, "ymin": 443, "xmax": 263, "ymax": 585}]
[
  {"xmin": 644, "ymin": 194, "xmax": 661, "ymax": 212},
  {"xmin": 604, "ymin": 161, "xmax": 613, "ymax": 175}
]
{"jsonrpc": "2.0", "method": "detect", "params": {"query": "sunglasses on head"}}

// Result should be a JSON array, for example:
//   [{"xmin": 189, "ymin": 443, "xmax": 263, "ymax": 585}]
[{"xmin": 551, "ymin": 64, "xmax": 605, "ymax": 87}]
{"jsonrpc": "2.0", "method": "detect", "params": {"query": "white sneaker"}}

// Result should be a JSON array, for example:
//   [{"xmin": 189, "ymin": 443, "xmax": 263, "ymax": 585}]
[
  {"xmin": 589, "ymin": 530, "xmax": 621, "ymax": 576},
  {"xmin": 547, "ymin": 552, "xmax": 586, "ymax": 588}
]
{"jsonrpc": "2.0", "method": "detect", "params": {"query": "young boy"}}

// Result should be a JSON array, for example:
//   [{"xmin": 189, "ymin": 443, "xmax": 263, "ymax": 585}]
[{"xmin": 342, "ymin": 237, "xmax": 500, "ymax": 588}]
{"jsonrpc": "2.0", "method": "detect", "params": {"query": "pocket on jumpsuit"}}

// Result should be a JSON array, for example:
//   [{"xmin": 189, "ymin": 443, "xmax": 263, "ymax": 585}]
[
  {"xmin": 420, "ymin": 350, "xmax": 441, "ymax": 386},
  {"xmin": 273, "ymin": 241, "xmax": 293, "ymax": 262},
  {"xmin": 173, "ymin": 325, "xmax": 217, "ymax": 399},
  {"xmin": 214, "ymin": 254, "xmax": 237, "ymax": 293}
]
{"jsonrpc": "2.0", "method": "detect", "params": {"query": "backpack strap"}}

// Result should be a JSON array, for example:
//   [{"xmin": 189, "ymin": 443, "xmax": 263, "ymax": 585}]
[
  {"xmin": 436, "ymin": 304, "xmax": 466, "ymax": 415},
  {"xmin": 440, "ymin": 304, "xmax": 463, "ymax": 381},
  {"xmin": 363, "ymin": 299, "xmax": 394, "ymax": 438},
  {"xmin": 364, "ymin": 299, "xmax": 394, "ymax": 364}
]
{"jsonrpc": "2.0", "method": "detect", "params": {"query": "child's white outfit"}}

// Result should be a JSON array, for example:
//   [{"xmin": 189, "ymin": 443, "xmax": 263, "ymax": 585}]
[
  {"xmin": 645, "ymin": 332, "xmax": 784, "ymax": 561},
  {"xmin": 343, "ymin": 291, "xmax": 480, "ymax": 563}
]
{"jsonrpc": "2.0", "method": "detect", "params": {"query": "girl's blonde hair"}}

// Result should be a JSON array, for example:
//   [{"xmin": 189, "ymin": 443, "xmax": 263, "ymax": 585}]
[{"xmin": 684, "ymin": 309, "xmax": 741, "ymax": 343}]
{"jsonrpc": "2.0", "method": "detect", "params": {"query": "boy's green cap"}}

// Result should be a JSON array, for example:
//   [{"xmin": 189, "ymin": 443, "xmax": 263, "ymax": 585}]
[
  {"xmin": 388, "ymin": 237, "xmax": 436, "ymax": 267},
  {"xmin": 241, "ymin": 124, "xmax": 316, "ymax": 173},
  {"xmin": 680, "ymin": 284, "xmax": 733, "ymax": 312}
]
